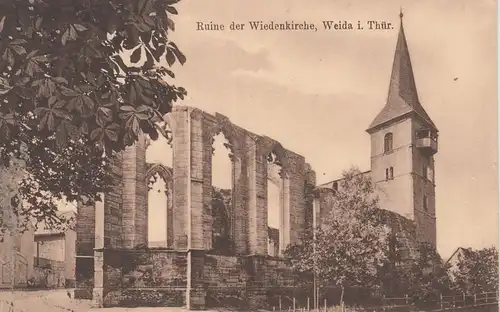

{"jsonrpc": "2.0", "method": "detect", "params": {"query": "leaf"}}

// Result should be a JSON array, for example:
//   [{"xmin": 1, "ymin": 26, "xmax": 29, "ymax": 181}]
[
  {"xmin": 10, "ymin": 39, "xmax": 27, "ymax": 45},
  {"xmin": 104, "ymin": 123, "xmax": 119, "ymax": 142},
  {"xmin": 90, "ymin": 128, "xmax": 103, "ymax": 141},
  {"xmin": 31, "ymin": 55, "xmax": 48, "ymax": 62},
  {"xmin": 40, "ymin": 111, "xmax": 55, "ymax": 131},
  {"xmin": 152, "ymin": 44, "xmax": 166, "ymax": 62},
  {"xmin": 0, "ymin": 16, "xmax": 5, "ymax": 33},
  {"xmin": 48, "ymin": 96, "xmax": 57, "ymax": 107},
  {"xmin": 56, "ymin": 123, "xmax": 69, "ymax": 148},
  {"xmin": 73, "ymin": 24, "xmax": 87, "ymax": 32},
  {"xmin": 80, "ymin": 121, "xmax": 89, "ymax": 135},
  {"xmin": 10, "ymin": 45, "xmax": 26, "ymax": 55},
  {"xmin": 61, "ymin": 87, "xmax": 80, "ymax": 97},
  {"xmin": 143, "ymin": 48, "xmax": 154, "ymax": 69},
  {"xmin": 61, "ymin": 28, "xmax": 70, "ymax": 45},
  {"xmin": 52, "ymin": 77, "xmax": 68, "ymax": 85},
  {"xmin": 35, "ymin": 17, "xmax": 43, "ymax": 29},
  {"xmin": 133, "ymin": 21, "xmax": 151, "ymax": 33},
  {"xmin": 3, "ymin": 48, "xmax": 14, "ymax": 67},
  {"xmin": 14, "ymin": 77, "xmax": 30, "ymax": 87},
  {"xmin": 120, "ymin": 105, "xmax": 136, "ymax": 112},
  {"xmin": 155, "ymin": 123, "xmax": 168, "ymax": 138},
  {"xmin": 135, "ymin": 113, "xmax": 149, "ymax": 120},
  {"xmin": 69, "ymin": 25, "xmax": 78, "ymax": 40},
  {"xmin": 166, "ymin": 6, "xmax": 178, "ymax": 14},
  {"xmin": 166, "ymin": 17, "xmax": 175, "ymax": 31},
  {"xmin": 169, "ymin": 42, "xmax": 187, "ymax": 65},
  {"xmin": 82, "ymin": 96, "xmax": 95, "ymax": 111},
  {"xmin": 26, "ymin": 50, "xmax": 38, "ymax": 59},
  {"xmin": 130, "ymin": 47, "xmax": 142, "ymax": 63},
  {"xmin": 165, "ymin": 49, "xmax": 175, "ymax": 66},
  {"xmin": 126, "ymin": 115, "xmax": 140, "ymax": 135}
]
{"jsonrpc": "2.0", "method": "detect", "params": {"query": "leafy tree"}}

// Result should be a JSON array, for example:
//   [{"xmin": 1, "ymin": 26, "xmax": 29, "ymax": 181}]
[
  {"xmin": 0, "ymin": 0, "xmax": 186, "ymax": 231},
  {"xmin": 452, "ymin": 246, "xmax": 499, "ymax": 295},
  {"xmin": 284, "ymin": 167, "xmax": 390, "ymax": 303},
  {"xmin": 404, "ymin": 242, "xmax": 454, "ymax": 309}
]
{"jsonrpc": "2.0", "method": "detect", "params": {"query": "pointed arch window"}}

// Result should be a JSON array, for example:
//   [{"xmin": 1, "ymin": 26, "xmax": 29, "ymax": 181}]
[
  {"xmin": 389, "ymin": 167, "xmax": 394, "ymax": 179},
  {"xmin": 384, "ymin": 133, "xmax": 393, "ymax": 153},
  {"xmin": 385, "ymin": 168, "xmax": 389, "ymax": 180}
]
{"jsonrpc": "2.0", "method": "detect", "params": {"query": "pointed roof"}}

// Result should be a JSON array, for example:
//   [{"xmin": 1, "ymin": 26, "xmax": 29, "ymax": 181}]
[{"xmin": 367, "ymin": 10, "xmax": 438, "ymax": 133}]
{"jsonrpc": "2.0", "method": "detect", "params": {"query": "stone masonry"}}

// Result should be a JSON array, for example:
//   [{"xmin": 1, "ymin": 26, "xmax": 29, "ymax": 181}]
[{"xmin": 75, "ymin": 106, "xmax": 317, "ymax": 309}]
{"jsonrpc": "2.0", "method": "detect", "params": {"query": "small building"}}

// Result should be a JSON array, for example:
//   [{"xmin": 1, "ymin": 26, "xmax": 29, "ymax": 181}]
[
  {"xmin": 445, "ymin": 247, "xmax": 469, "ymax": 280},
  {"xmin": 33, "ymin": 211, "xmax": 77, "ymax": 288},
  {"xmin": 0, "ymin": 222, "xmax": 35, "ymax": 288}
]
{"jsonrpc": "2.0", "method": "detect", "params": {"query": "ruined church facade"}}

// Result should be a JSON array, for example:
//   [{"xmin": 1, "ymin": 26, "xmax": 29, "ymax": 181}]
[{"xmin": 75, "ymin": 107, "xmax": 316, "ymax": 309}]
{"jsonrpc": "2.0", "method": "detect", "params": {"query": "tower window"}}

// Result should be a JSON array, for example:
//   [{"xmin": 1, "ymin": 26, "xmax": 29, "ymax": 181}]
[
  {"xmin": 423, "ymin": 195, "xmax": 428, "ymax": 211},
  {"xmin": 389, "ymin": 167, "xmax": 394, "ymax": 179},
  {"xmin": 385, "ymin": 168, "xmax": 389, "ymax": 180},
  {"xmin": 423, "ymin": 164, "xmax": 434, "ymax": 182},
  {"xmin": 384, "ymin": 133, "xmax": 393, "ymax": 153}
]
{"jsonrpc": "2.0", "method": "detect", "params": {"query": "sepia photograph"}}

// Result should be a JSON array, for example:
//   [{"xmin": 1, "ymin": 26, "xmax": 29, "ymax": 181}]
[{"xmin": 0, "ymin": 0, "xmax": 497, "ymax": 311}]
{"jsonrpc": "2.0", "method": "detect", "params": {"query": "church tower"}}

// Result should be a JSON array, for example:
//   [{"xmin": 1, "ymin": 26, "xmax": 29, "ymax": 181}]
[{"xmin": 366, "ymin": 11, "xmax": 438, "ymax": 247}]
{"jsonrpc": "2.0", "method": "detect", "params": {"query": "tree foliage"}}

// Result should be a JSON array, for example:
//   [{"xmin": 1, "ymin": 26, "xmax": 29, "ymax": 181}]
[
  {"xmin": 0, "ymin": 0, "xmax": 186, "ymax": 228},
  {"xmin": 405, "ymin": 243, "xmax": 454, "ymax": 308},
  {"xmin": 285, "ymin": 167, "xmax": 390, "ymax": 295},
  {"xmin": 452, "ymin": 246, "xmax": 499, "ymax": 295}
]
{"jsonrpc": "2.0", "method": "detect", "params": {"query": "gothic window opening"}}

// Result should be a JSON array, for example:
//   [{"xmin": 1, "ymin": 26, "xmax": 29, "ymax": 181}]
[
  {"xmin": 211, "ymin": 132, "xmax": 234, "ymax": 255},
  {"xmin": 385, "ymin": 168, "xmax": 389, "ymax": 180},
  {"xmin": 384, "ymin": 132, "xmax": 393, "ymax": 153},
  {"xmin": 146, "ymin": 123, "xmax": 173, "ymax": 248},
  {"xmin": 389, "ymin": 167, "xmax": 394, "ymax": 179},
  {"xmin": 147, "ymin": 171, "xmax": 170, "ymax": 248},
  {"xmin": 423, "ymin": 195, "xmax": 428, "ymax": 211},
  {"xmin": 267, "ymin": 150, "xmax": 288, "ymax": 257}
]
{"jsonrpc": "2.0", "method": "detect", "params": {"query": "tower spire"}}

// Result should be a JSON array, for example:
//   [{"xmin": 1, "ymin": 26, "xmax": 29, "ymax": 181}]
[{"xmin": 367, "ymin": 10, "xmax": 437, "ymax": 133}]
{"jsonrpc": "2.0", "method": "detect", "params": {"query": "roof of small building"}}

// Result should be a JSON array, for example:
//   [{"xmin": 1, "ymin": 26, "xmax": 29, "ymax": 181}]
[
  {"xmin": 319, "ymin": 170, "xmax": 371, "ymax": 189},
  {"xmin": 34, "ymin": 210, "xmax": 76, "ymax": 236}
]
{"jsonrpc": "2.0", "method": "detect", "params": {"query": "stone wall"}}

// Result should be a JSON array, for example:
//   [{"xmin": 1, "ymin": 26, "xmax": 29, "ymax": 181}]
[
  {"xmin": 204, "ymin": 254, "xmax": 309, "ymax": 309},
  {"xmin": 98, "ymin": 249, "xmax": 187, "ymax": 307},
  {"xmin": 90, "ymin": 249, "xmax": 307, "ymax": 309}
]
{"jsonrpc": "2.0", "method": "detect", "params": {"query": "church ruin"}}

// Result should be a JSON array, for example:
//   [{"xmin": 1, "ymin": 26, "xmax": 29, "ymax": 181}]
[{"xmin": 74, "ymin": 106, "xmax": 317, "ymax": 309}]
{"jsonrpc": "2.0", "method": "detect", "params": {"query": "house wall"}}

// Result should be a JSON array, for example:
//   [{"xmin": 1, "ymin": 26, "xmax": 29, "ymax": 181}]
[
  {"xmin": 35, "ymin": 235, "xmax": 65, "ymax": 262},
  {"xmin": 0, "ymin": 230, "xmax": 34, "ymax": 287}
]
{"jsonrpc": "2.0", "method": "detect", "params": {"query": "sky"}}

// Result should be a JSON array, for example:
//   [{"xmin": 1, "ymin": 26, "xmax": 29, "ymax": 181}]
[
  {"xmin": 61, "ymin": 0, "xmax": 498, "ymax": 259},
  {"xmin": 149, "ymin": 0, "xmax": 498, "ymax": 259}
]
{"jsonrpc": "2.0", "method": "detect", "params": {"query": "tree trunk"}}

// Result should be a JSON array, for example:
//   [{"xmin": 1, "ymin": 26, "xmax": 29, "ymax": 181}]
[{"xmin": 340, "ymin": 285, "xmax": 345, "ymax": 305}]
